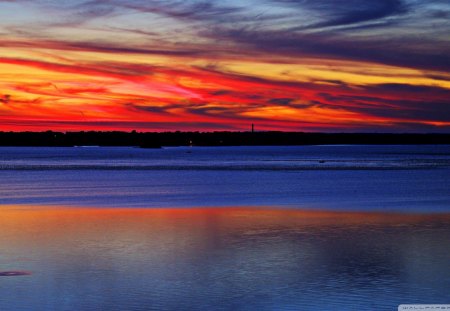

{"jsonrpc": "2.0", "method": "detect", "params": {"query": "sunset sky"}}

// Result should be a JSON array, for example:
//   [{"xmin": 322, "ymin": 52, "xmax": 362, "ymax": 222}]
[{"xmin": 0, "ymin": 0, "xmax": 449, "ymax": 132}]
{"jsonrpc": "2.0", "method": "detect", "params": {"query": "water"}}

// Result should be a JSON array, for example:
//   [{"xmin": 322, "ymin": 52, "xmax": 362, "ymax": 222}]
[
  {"xmin": 0, "ymin": 209, "xmax": 449, "ymax": 311},
  {"xmin": 0, "ymin": 145, "xmax": 449, "ymax": 211},
  {"xmin": 0, "ymin": 145, "xmax": 449, "ymax": 310}
]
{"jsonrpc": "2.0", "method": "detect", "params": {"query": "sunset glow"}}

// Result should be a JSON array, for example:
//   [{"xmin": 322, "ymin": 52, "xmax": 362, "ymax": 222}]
[{"xmin": 0, "ymin": 0, "xmax": 449, "ymax": 131}]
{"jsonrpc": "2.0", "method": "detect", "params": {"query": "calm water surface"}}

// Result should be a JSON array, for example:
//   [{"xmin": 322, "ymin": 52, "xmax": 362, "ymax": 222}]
[
  {"xmin": 0, "ymin": 145, "xmax": 449, "ymax": 211},
  {"xmin": 0, "ymin": 145, "xmax": 449, "ymax": 310},
  {"xmin": 0, "ymin": 209, "xmax": 449, "ymax": 311}
]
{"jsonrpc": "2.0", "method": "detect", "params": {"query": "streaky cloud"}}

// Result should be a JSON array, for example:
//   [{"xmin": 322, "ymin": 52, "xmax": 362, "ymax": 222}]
[
  {"xmin": 207, "ymin": 27, "xmax": 450, "ymax": 72},
  {"xmin": 278, "ymin": 0, "xmax": 407, "ymax": 30}
]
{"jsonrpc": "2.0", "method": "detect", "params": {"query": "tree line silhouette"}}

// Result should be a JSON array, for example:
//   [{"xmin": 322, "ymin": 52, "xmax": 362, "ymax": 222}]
[{"xmin": 0, "ymin": 131, "xmax": 448, "ymax": 147}]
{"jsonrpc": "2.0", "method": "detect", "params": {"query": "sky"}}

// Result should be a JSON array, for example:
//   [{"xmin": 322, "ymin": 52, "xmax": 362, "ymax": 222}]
[{"xmin": 0, "ymin": 0, "xmax": 449, "ymax": 132}]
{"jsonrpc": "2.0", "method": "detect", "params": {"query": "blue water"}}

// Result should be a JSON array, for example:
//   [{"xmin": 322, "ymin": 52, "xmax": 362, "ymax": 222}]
[
  {"xmin": 0, "ymin": 145, "xmax": 449, "ymax": 211},
  {"xmin": 0, "ymin": 209, "xmax": 449, "ymax": 311},
  {"xmin": 0, "ymin": 145, "xmax": 449, "ymax": 311}
]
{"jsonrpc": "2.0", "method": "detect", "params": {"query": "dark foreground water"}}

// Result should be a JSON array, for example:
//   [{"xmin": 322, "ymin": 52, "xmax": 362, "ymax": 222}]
[
  {"xmin": 0, "ymin": 208, "xmax": 449, "ymax": 311},
  {"xmin": 0, "ymin": 145, "xmax": 449, "ymax": 310}
]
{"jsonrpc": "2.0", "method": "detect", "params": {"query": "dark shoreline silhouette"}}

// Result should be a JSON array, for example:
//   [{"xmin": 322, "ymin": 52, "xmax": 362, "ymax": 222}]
[{"xmin": 0, "ymin": 131, "xmax": 449, "ymax": 147}]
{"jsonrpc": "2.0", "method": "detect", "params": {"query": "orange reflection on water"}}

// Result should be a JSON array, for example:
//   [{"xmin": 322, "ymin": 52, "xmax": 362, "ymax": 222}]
[
  {"xmin": 1, "ymin": 206, "xmax": 450, "ymax": 310},
  {"xmin": 2, "ymin": 206, "xmax": 449, "ymax": 243}
]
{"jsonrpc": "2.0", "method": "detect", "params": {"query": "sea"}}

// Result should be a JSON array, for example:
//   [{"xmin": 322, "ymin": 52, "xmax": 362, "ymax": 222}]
[{"xmin": 0, "ymin": 145, "xmax": 449, "ymax": 310}]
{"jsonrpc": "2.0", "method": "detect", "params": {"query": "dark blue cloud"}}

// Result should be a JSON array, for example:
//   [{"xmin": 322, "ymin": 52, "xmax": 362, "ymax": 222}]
[
  {"xmin": 276, "ymin": 0, "xmax": 407, "ymax": 30},
  {"xmin": 5, "ymin": 0, "xmax": 448, "ymax": 73},
  {"xmin": 351, "ymin": 99, "xmax": 450, "ymax": 123},
  {"xmin": 319, "ymin": 83, "xmax": 450, "ymax": 123},
  {"xmin": 369, "ymin": 83, "xmax": 450, "ymax": 96},
  {"xmin": 207, "ymin": 27, "xmax": 450, "ymax": 72},
  {"xmin": 112, "ymin": 0, "xmax": 244, "ymax": 23}
]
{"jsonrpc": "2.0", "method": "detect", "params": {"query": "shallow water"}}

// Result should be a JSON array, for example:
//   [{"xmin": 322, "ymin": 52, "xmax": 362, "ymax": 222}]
[{"xmin": 0, "ymin": 208, "xmax": 449, "ymax": 311}]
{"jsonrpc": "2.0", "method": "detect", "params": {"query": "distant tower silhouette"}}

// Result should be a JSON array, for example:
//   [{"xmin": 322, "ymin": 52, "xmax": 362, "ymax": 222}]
[{"xmin": 251, "ymin": 123, "xmax": 254, "ymax": 133}]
